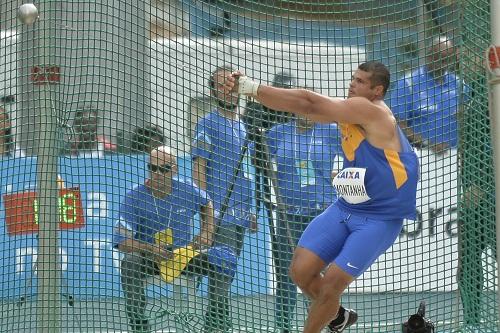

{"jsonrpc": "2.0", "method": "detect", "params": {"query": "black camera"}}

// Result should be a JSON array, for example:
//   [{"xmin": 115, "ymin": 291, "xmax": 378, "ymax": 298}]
[
  {"xmin": 243, "ymin": 102, "xmax": 290, "ymax": 132},
  {"xmin": 242, "ymin": 71, "xmax": 296, "ymax": 133},
  {"xmin": 402, "ymin": 302, "xmax": 435, "ymax": 333}
]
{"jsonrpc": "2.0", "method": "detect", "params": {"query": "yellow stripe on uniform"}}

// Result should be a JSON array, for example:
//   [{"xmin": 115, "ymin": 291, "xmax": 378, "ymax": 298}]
[
  {"xmin": 384, "ymin": 150, "xmax": 408, "ymax": 189},
  {"xmin": 340, "ymin": 124, "xmax": 365, "ymax": 161}
]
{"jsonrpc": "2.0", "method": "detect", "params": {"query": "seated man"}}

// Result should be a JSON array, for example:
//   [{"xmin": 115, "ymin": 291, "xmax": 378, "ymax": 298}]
[
  {"xmin": 114, "ymin": 145, "xmax": 237, "ymax": 333},
  {"xmin": 68, "ymin": 108, "xmax": 116, "ymax": 157}
]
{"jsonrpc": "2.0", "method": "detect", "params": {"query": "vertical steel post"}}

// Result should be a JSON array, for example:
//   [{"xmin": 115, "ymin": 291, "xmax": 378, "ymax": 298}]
[
  {"xmin": 34, "ymin": 1, "xmax": 61, "ymax": 331},
  {"xmin": 488, "ymin": 0, "xmax": 500, "ymax": 327}
]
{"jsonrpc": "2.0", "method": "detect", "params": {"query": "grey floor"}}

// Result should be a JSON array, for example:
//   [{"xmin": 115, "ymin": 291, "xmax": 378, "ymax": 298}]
[{"xmin": 0, "ymin": 292, "xmax": 497, "ymax": 333}]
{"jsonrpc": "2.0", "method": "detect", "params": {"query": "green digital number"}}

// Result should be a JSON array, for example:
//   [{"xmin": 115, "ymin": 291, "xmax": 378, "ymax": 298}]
[
  {"xmin": 33, "ymin": 198, "xmax": 39, "ymax": 225},
  {"xmin": 31, "ymin": 192, "xmax": 78, "ymax": 225},
  {"xmin": 58, "ymin": 193, "xmax": 77, "ymax": 224}
]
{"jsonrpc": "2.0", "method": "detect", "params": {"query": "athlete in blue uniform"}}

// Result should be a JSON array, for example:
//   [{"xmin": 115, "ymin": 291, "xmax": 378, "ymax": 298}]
[{"xmin": 224, "ymin": 61, "xmax": 419, "ymax": 333}]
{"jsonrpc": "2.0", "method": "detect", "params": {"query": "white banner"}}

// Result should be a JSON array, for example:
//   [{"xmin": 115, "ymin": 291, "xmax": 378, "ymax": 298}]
[{"xmin": 356, "ymin": 148, "xmax": 459, "ymax": 292}]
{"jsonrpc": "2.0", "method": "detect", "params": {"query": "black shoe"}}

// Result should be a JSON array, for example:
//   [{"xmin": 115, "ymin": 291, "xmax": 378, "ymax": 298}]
[{"xmin": 327, "ymin": 309, "xmax": 358, "ymax": 332}]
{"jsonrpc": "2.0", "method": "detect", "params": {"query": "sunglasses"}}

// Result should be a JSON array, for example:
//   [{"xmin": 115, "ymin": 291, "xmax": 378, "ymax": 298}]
[{"xmin": 148, "ymin": 163, "xmax": 173, "ymax": 173}]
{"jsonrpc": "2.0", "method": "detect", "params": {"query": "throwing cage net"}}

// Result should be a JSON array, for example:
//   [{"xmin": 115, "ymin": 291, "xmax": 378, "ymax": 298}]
[{"xmin": 0, "ymin": 0, "xmax": 496, "ymax": 332}]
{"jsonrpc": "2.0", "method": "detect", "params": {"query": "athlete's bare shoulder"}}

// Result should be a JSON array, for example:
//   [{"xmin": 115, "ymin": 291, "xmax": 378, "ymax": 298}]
[
  {"xmin": 362, "ymin": 100, "xmax": 402, "ymax": 151},
  {"xmin": 341, "ymin": 97, "xmax": 387, "ymax": 126}
]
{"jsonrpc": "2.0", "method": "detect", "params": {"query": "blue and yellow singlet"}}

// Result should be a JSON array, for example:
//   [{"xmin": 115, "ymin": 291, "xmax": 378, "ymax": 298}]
[{"xmin": 332, "ymin": 123, "xmax": 419, "ymax": 220}]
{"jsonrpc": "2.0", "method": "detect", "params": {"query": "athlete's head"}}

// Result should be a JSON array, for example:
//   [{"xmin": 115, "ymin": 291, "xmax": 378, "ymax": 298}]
[
  {"xmin": 149, "ymin": 145, "xmax": 177, "ymax": 189},
  {"xmin": 348, "ymin": 61, "xmax": 390, "ymax": 100},
  {"xmin": 74, "ymin": 108, "xmax": 98, "ymax": 141},
  {"xmin": 209, "ymin": 65, "xmax": 239, "ymax": 111}
]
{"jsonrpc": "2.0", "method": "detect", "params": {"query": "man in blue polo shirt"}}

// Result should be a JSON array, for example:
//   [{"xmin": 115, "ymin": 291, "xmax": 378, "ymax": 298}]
[
  {"xmin": 266, "ymin": 113, "xmax": 341, "ymax": 333},
  {"xmin": 388, "ymin": 35, "xmax": 469, "ymax": 154},
  {"xmin": 192, "ymin": 65, "xmax": 256, "ymax": 332},
  {"xmin": 114, "ymin": 146, "xmax": 220, "ymax": 333}
]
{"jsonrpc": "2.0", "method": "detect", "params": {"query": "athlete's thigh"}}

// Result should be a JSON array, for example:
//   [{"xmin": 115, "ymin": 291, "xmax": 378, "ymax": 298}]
[
  {"xmin": 334, "ymin": 216, "xmax": 403, "ymax": 277},
  {"xmin": 297, "ymin": 204, "xmax": 350, "ymax": 264}
]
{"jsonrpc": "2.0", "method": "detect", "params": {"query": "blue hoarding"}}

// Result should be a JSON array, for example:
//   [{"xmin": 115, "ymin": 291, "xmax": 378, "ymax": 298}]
[{"xmin": 0, "ymin": 155, "xmax": 271, "ymax": 299}]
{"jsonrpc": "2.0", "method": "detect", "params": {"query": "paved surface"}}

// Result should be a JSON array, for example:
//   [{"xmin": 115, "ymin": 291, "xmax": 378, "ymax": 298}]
[{"xmin": 0, "ymin": 292, "xmax": 497, "ymax": 332}]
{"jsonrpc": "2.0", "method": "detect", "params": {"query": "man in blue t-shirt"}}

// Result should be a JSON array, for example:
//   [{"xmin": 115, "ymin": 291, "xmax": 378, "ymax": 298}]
[
  {"xmin": 388, "ymin": 35, "xmax": 469, "ymax": 154},
  {"xmin": 114, "ymin": 146, "xmax": 218, "ymax": 333},
  {"xmin": 266, "ymin": 114, "xmax": 341, "ymax": 332},
  {"xmin": 192, "ymin": 65, "xmax": 256, "ymax": 332}
]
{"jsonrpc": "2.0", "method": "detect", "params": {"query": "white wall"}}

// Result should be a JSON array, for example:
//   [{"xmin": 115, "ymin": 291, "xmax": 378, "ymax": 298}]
[
  {"xmin": 2, "ymin": 34, "xmax": 366, "ymax": 153},
  {"xmin": 0, "ymin": 30, "xmax": 20, "ymax": 140},
  {"xmin": 356, "ymin": 149, "xmax": 462, "ymax": 292},
  {"xmin": 150, "ymin": 38, "xmax": 366, "ymax": 153}
]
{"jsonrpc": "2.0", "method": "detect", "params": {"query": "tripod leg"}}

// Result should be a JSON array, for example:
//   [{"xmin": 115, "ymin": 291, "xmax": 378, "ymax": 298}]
[{"xmin": 255, "ymin": 128, "xmax": 295, "ymax": 248}]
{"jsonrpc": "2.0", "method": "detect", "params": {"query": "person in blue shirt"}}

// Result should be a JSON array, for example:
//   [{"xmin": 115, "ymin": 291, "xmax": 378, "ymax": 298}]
[
  {"xmin": 191, "ymin": 65, "xmax": 257, "ymax": 333},
  {"xmin": 114, "ymin": 145, "xmax": 217, "ymax": 333},
  {"xmin": 388, "ymin": 35, "xmax": 468, "ymax": 154},
  {"xmin": 224, "ymin": 61, "xmax": 419, "ymax": 333},
  {"xmin": 266, "ymin": 113, "xmax": 341, "ymax": 333}
]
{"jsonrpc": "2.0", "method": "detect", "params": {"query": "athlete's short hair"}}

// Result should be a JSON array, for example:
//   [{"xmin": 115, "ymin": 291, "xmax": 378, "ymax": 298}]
[{"xmin": 358, "ymin": 61, "xmax": 390, "ymax": 96}]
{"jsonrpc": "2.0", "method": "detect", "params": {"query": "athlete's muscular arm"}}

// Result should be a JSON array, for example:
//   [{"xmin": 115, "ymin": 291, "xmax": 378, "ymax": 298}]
[
  {"xmin": 225, "ymin": 73, "xmax": 382, "ymax": 126},
  {"xmin": 259, "ymin": 88, "xmax": 381, "ymax": 125}
]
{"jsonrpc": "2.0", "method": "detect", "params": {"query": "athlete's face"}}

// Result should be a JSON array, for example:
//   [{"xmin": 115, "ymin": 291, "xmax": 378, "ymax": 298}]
[
  {"xmin": 348, "ymin": 69, "xmax": 382, "ymax": 100},
  {"xmin": 213, "ymin": 69, "xmax": 239, "ymax": 110}
]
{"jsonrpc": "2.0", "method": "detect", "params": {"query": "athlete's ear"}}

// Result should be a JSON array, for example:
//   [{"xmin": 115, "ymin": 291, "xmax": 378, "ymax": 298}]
[{"xmin": 373, "ymin": 84, "xmax": 384, "ymax": 98}]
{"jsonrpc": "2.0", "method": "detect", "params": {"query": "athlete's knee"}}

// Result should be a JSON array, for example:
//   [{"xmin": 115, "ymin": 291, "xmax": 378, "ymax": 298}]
[
  {"xmin": 288, "ymin": 254, "xmax": 303, "ymax": 280},
  {"xmin": 289, "ymin": 259, "xmax": 316, "ymax": 292},
  {"xmin": 320, "ymin": 264, "xmax": 354, "ymax": 296},
  {"xmin": 316, "ymin": 278, "xmax": 342, "ymax": 302}
]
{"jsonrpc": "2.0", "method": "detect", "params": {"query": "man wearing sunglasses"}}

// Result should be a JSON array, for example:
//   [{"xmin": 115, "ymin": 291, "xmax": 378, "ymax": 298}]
[{"xmin": 114, "ymin": 145, "xmax": 219, "ymax": 333}]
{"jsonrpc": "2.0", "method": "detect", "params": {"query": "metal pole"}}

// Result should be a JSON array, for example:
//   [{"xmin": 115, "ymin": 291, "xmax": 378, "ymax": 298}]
[
  {"xmin": 490, "ymin": 0, "xmax": 500, "ymax": 326},
  {"xmin": 416, "ymin": 0, "xmax": 427, "ymax": 67},
  {"xmin": 34, "ymin": 1, "xmax": 61, "ymax": 332},
  {"xmin": 19, "ymin": 0, "xmax": 151, "ymax": 156}
]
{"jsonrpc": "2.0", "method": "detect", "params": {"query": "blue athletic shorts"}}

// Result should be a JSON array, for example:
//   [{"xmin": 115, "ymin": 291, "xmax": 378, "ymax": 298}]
[{"xmin": 297, "ymin": 204, "xmax": 403, "ymax": 277}]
